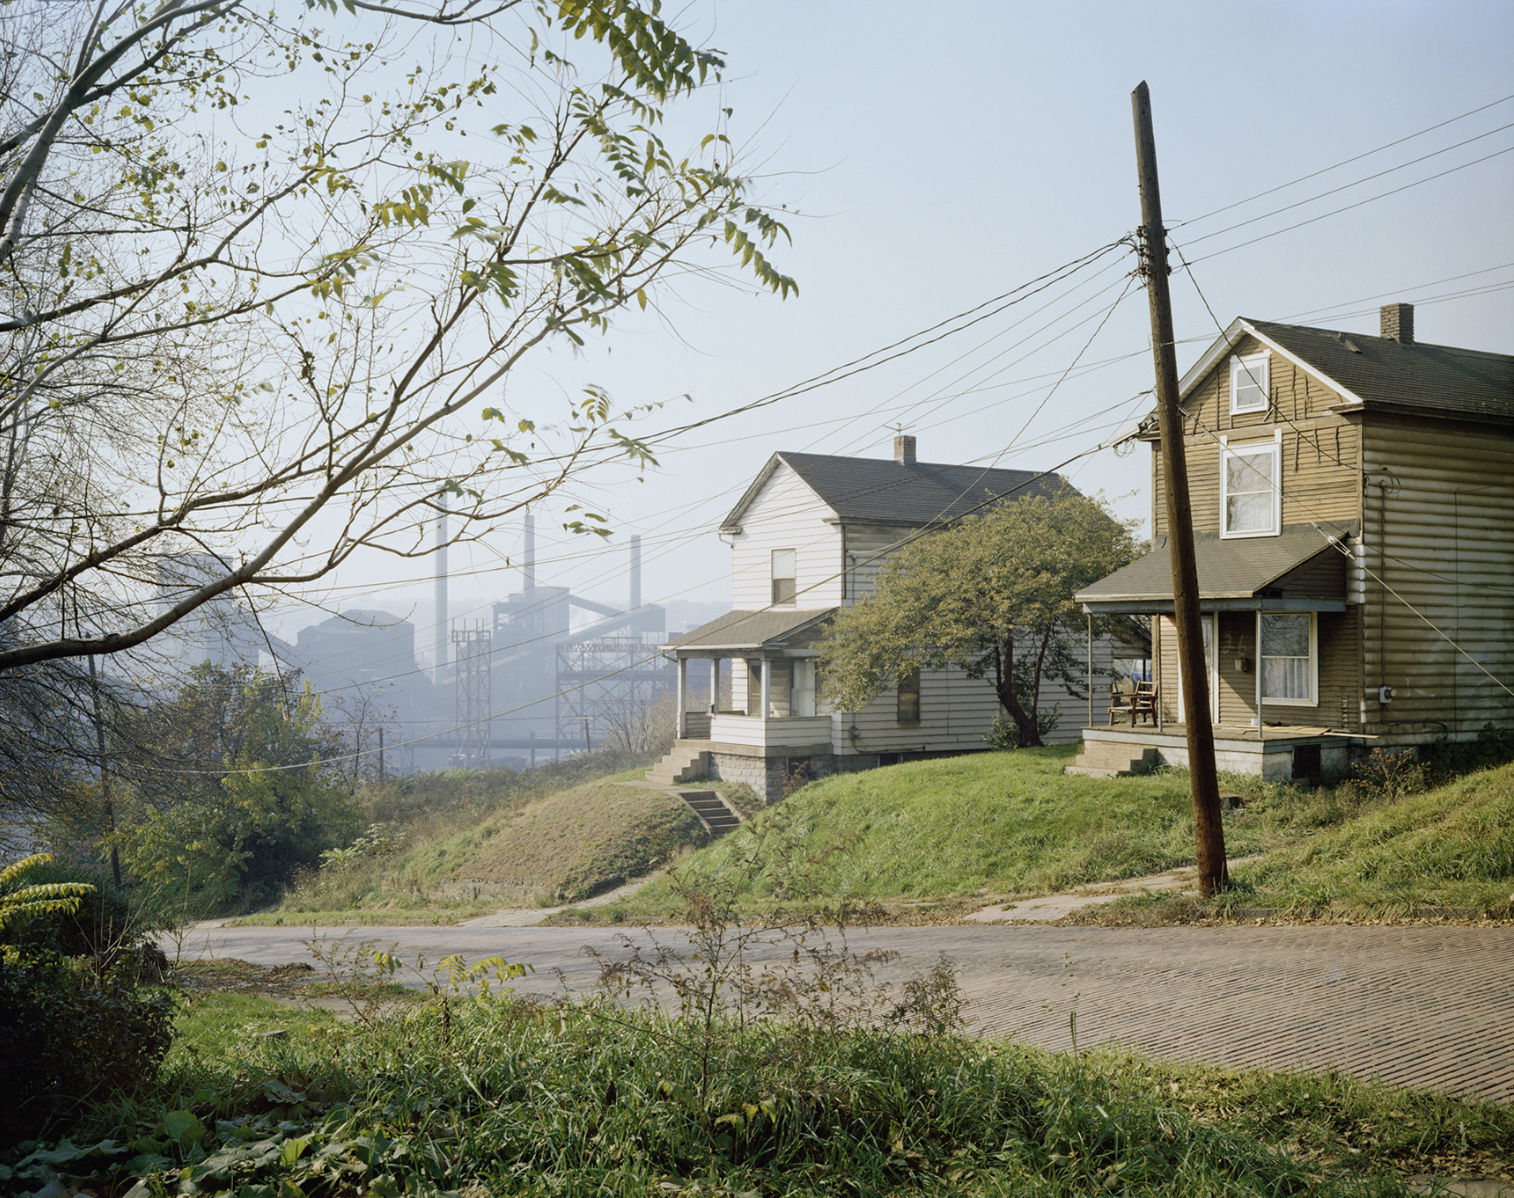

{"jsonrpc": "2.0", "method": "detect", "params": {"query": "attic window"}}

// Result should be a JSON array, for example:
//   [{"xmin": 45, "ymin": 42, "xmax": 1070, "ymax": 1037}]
[
  {"xmin": 771, "ymin": 548, "xmax": 797, "ymax": 606},
  {"xmin": 1229, "ymin": 352, "xmax": 1270, "ymax": 414}
]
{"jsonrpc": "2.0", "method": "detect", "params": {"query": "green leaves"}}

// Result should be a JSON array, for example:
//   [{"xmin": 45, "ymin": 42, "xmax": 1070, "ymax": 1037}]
[{"xmin": 819, "ymin": 490, "xmax": 1139, "ymax": 736}]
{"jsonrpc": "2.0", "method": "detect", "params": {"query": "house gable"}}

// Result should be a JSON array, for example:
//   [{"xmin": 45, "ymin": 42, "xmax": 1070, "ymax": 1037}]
[{"xmin": 725, "ymin": 458, "xmax": 844, "ymax": 610}]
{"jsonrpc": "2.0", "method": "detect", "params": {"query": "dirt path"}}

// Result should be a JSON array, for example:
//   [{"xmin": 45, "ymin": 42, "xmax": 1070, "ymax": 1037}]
[
  {"xmin": 456, "ymin": 873, "xmax": 656, "ymax": 927},
  {"xmin": 963, "ymin": 857, "xmax": 1265, "ymax": 923}
]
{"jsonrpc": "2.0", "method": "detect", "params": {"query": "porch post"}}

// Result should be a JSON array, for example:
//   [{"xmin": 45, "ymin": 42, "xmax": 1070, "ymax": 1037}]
[
  {"xmin": 710, "ymin": 657, "xmax": 720, "ymax": 713},
  {"xmin": 1086, "ymin": 612, "xmax": 1094, "ymax": 728},
  {"xmin": 1255, "ymin": 610, "xmax": 1264, "ymax": 742},
  {"xmin": 759, "ymin": 656, "xmax": 772, "ymax": 718},
  {"xmin": 676, "ymin": 655, "xmax": 688, "ymax": 739}
]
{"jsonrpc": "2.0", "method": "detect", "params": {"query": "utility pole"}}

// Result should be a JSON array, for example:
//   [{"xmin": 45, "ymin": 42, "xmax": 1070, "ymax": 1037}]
[{"xmin": 1130, "ymin": 81, "xmax": 1227, "ymax": 895}]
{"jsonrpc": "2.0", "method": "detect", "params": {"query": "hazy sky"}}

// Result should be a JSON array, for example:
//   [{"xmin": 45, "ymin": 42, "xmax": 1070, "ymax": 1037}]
[{"xmin": 284, "ymin": 0, "xmax": 1514, "ymax": 646}]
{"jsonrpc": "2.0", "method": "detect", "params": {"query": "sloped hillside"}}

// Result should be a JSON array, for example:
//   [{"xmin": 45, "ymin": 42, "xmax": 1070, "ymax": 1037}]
[
  {"xmin": 1227, "ymin": 760, "xmax": 1514, "ymax": 913},
  {"xmin": 624, "ymin": 748, "xmax": 1220, "ymax": 914},
  {"xmin": 451, "ymin": 779, "xmax": 703, "ymax": 904}
]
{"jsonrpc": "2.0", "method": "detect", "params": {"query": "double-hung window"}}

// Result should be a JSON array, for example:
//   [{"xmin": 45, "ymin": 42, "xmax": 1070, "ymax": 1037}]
[
  {"xmin": 1229, "ymin": 352, "xmax": 1270, "ymax": 414},
  {"xmin": 1260, "ymin": 612, "xmax": 1316, "ymax": 705},
  {"xmin": 1220, "ymin": 433, "xmax": 1281, "ymax": 538},
  {"xmin": 771, "ymin": 548, "xmax": 797, "ymax": 605}
]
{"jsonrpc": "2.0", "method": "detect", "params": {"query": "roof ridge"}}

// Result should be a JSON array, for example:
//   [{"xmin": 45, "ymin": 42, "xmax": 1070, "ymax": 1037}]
[{"xmin": 1243, "ymin": 316, "xmax": 1514, "ymax": 362}]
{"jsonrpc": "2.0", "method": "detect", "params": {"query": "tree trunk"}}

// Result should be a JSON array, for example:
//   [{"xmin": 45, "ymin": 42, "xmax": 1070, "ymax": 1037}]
[{"xmin": 993, "ymin": 634, "xmax": 1042, "ymax": 747}]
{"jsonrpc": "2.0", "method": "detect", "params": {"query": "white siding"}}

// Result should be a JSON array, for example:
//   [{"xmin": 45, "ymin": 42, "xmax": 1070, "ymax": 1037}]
[{"xmin": 728, "ymin": 464, "xmax": 844, "ymax": 609}]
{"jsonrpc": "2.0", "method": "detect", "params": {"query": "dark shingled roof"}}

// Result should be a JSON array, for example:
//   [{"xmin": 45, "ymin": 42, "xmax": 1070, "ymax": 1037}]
[
  {"xmin": 1076, "ymin": 524, "xmax": 1352, "ymax": 609},
  {"xmin": 665, "ymin": 608, "xmax": 835, "ymax": 652},
  {"xmin": 1242, "ymin": 319, "xmax": 1514, "ymax": 424},
  {"xmin": 722, "ymin": 452, "xmax": 1067, "ymax": 533}
]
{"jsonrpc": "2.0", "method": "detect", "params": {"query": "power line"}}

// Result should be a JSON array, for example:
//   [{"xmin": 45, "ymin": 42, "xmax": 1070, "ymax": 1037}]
[{"xmin": 1173, "ymin": 91, "xmax": 1514, "ymax": 227}]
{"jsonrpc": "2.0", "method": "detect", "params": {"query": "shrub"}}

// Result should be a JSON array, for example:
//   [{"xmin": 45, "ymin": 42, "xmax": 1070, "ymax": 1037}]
[
  {"xmin": 0, "ymin": 856, "xmax": 176, "ymax": 1147},
  {"xmin": 0, "ymin": 949, "xmax": 175, "ymax": 1147}
]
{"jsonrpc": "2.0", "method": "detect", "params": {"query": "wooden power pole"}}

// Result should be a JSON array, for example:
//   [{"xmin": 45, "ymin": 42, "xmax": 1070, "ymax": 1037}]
[{"xmin": 1130, "ymin": 81, "xmax": 1228, "ymax": 895}]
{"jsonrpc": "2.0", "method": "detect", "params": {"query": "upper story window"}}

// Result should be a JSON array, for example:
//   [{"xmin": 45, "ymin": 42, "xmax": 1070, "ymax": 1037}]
[
  {"xmin": 1229, "ymin": 352, "xmax": 1270, "ymax": 414},
  {"xmin": 771, "ymin": 548, "xmax": 797, "ymax": 605},
  {"xmin": 1221, "ymin": 433, "xmax": 1281, "ymax": 538}
]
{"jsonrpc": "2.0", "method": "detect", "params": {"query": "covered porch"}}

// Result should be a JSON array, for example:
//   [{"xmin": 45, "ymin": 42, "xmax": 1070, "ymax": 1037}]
[
  {"xmin": 664, "ymin": 607, "xmax": 837, "ymax": 748},
  {"xmin": 1070, "ymin": 524, "xmax": 1364, "ymax": 779}
]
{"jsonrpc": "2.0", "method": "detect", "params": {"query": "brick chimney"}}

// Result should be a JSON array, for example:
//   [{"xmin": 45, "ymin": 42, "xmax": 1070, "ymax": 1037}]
[
  {"xmin": 893, "ymin": 434, "xmax": 916, "ymax": 464},
  {"xmin": 1380, "ymin": 302, "xmax": 1414, "ymax": 344}
]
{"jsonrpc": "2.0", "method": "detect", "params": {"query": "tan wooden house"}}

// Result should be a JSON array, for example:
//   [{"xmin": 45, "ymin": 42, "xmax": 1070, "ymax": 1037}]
[
  {"xmin": 652, "ymin": 437, "xmax": 1118, "ymax": 801},
  {"xmin": 1070, "ymin": 303, "xmax": 1514, "ymax": 781}
]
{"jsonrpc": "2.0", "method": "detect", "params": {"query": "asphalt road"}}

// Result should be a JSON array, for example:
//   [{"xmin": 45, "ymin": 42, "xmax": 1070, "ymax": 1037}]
[{"xmin": 179, "ymin": 921, "xmax": 1514, "ymax": 1105}]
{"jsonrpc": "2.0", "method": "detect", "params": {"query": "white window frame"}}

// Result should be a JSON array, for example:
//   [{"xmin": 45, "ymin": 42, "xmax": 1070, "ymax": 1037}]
[
  {"xmin": 1220, "ymin": 431, "xmax": 1282, "ymax": 539},
  {"xmin": 1259, "ymin": 611, "xmax": 1318, "ymax": 707},
  {"xmin": 1229, "ymin": 351, "xmax": 1270, "ymax": 414}
]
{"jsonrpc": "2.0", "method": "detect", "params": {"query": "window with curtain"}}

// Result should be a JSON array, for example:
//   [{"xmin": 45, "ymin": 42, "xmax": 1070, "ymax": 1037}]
[
  {"xmin": 1260, "ymin": 612, "xmax": 1315, "ymax": 704},
  {"xmin": 1222, "ymin": 439, "xmax": 1280, "ymax": 537}
]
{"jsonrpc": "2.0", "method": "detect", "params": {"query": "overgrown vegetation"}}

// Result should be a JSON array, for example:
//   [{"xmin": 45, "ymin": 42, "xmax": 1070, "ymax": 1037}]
[
  {"xmin": 0, "ymin": 855, "xmax": 174, "ymax": 1149},
  {"xmin": 5, "ymin": 970, "xmax": 1508, "ymax": 1195}
]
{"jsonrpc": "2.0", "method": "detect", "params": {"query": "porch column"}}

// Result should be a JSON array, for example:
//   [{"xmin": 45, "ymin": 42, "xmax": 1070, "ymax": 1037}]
[
  {"xmin": 1255, "ymin": 610, "xmax": 1264, "ymax": 742},
  {"xmin": 759, "ymin": 656, "xmax": 772, "ymax": 718},
  {"xmin": 709, "ymin": 657, "xmax": 720, "ymax": 713},
  {"xmin": 676, "ymin": 656, "xmax": 688, "ymax": 739}
]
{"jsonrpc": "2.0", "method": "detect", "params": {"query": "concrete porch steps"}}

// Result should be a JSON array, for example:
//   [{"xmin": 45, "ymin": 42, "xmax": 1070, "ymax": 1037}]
[
  {"xmin": 678, "ymin": 790, "xmax": 742, "ymax": 836},
  {"xmin": 647, "ymin": 741, "xmax": 710, "ymax": 786},
  {"xmin": 1065, "ymin": 741, "xmax": 1162, "ymax": 779}
]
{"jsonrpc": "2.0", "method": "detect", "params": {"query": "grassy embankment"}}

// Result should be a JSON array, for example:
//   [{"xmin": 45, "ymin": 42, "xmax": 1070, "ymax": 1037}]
[
  {"xmin": 586, "ymin": 746, "xmax": 1514, "ymax": 923},
  {"xmin": 237, "ymin": 752, "xmax": 705, "ymax": 926},
  {"xmin": 7, "ymin": 983, "xmax": 1510, "ymax": 1196}
]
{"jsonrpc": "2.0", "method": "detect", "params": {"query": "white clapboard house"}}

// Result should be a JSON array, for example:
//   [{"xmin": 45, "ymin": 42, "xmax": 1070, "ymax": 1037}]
[{"xmin": 650, "ymin": 436, "xmax": 1118, "ymax": 801}]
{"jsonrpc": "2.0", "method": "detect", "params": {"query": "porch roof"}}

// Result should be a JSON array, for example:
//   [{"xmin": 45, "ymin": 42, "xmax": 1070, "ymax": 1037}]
[
  {"xmin": 664, "ymin": 607, "xmax": 836, "ymax": 654},
  {"xmin": 1076, "ymin": 524, "xmax": 1353, "ymax": 614}
]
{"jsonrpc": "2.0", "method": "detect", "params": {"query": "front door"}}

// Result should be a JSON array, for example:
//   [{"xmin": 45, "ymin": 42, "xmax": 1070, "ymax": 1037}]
[
  {"xmin": 1174, "ymin": 613, "xmax": 1219, "ymax": 723},
  {"xmin": 790, "ymin": 659, "xmax": 817, "ymax": 717}
]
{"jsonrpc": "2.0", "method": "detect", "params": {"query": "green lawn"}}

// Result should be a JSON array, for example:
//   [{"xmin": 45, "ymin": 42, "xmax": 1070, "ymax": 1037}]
[
  {"xmin": 606, "ymin": 748, "xmax": 1514, "ymax": 923},
  {"xmin": 617, "ymin": 747, "xmax": 1232, "ymax": 917}
]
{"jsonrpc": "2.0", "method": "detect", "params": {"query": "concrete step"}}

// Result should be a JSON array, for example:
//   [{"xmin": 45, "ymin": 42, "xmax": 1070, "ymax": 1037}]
[
  {"xmin": 677, "ymin": 790, "xmax": 742, "ymax": 836},
  {"xmin": 1066, "ymin": 742, "xmax": 1161, "ymax": 778},
  {"xmin": 647, "ymin": 744, "xmax": 709, "ymax": 785}
]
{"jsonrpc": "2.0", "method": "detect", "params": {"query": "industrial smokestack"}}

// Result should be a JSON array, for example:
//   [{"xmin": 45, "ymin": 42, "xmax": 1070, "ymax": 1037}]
[
  {"xmin": 433, "ymin": 493, "xmax": 449, "ymax": 676},
  {"xmin": 523, "ymin": 511, "xmax": 536, "ymax": 593},
  {"xmin": 629, "ymin": 534, "xmax": 642, "ymax": 611}
]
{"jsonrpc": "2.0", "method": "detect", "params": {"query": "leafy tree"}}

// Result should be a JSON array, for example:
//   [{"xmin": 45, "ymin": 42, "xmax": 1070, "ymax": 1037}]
[
  {"xmin": 0, "ymin": 0, "xmax": 795, "ymax": 673},
  {"xmin": 819, "ymin": 490, "xmax": 1140, "ymax": 748},
  {"xmin": 107, "ymin": 664, "xmax": 359, "ymax": 914}
]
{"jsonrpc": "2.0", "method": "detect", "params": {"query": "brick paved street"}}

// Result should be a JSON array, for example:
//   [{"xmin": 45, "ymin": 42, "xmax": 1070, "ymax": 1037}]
[{"xmin": 187, "ymin": 922, "xmax": 1514, "ymax": 1104}]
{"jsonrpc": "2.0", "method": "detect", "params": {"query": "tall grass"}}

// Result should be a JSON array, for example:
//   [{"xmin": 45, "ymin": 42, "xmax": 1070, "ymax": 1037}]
[{"xmin": 10, "ymin": 991, "xmax": 1487, "ymax": 1196}]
